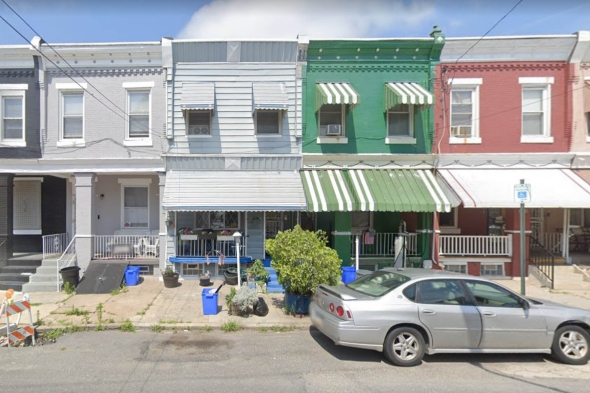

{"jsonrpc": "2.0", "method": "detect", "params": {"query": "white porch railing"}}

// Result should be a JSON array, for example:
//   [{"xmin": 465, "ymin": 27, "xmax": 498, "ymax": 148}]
[
  {"xmin": 42, "ymin": 233, "xmax": 69, "ymax": 260},
  {"xmin": 439, "ymin": 235, "xmax": 512, "ymax": 256},
  {"xmin": 541, "ymin": 232, "xmax": 563, "ymax": 254},
  {"xmin": 56, "ymin": 236, "xmax": 77, "ymax": 292},
  {"xmin": 175, "ymin": 237, "xmax": 243, "ymax": 257},
  {"xmin": 93, "ymin": 235, "xmax": 159, "ymax": 260},
  {"xmin": 351, "ymin": 233, "xmax": 418, "ymax": 257}
]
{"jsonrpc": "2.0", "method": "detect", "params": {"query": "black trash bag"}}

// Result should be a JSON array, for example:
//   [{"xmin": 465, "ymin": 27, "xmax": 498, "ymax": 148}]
[{"xmin": 253, "ymin": 297, "xmax": 269, "ymax": 317}]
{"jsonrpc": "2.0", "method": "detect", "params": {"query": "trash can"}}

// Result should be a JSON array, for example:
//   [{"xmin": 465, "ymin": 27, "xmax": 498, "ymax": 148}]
[
  {"xmin": 341, "ymin": 266, "xmax": 356, "ymax": 284},
  {"xmin": 59, "ymin": 266, "xmax": 80, "ymax": 289},
  {"xmin": 201, "ymin": 288, "xmax": 219, "ymax": 315},
  {"xmin": 125, "ymin": 266, "xmax": 141, "ymax": 286}
]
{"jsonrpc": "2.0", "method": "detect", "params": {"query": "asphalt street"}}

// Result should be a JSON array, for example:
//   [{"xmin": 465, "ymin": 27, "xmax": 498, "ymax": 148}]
[{"xmin": 1, "ymin": 328, "xmax": 589, "ymax": 393}]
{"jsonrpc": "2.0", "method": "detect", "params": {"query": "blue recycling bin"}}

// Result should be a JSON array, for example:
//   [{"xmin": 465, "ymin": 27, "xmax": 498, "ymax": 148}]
[
  {"xmin": 201, "ymin": 288, "xmax": 219, "ymax": 315},
  {"xmin": 342, "ymin": 266, "xmax": 356, "ymax": 284},
  {"xmin": 125, "ymin": 266, "xmax": 141, "ymax": 286}
]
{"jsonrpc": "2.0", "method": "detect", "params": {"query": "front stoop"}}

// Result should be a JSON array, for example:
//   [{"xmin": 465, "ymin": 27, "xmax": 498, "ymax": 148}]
[
  {"xmin": 0, "ymin": 254, "xmax": 44, "ymax": 291},
  {"xmin": 22, "ymin": 258, "xmax": 60, "ymax": 293},
  {"xmin": 265, "ymin": 267, "xmax": 284, "ymax": 293}
]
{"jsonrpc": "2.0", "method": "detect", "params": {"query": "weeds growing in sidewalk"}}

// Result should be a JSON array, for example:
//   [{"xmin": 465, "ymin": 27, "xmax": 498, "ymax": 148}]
[
  {"xmin": 270, "ymin": 325, "xmax": 295, "ymax": 333},
  {"xmin": 111, "ymin": 285, "xmax": 128, "ymax": 296},
  {"xmin": 221, "ymin": 320, "xmax": 242, "ymax": 332},
  {"xmin": 65, "ymin": 306, "xmax": 89, "ymax": 317},
  {"xmin": 258, "ymin": 326, "xmax": 268, "ymax": 332},
  {"xmin": 150, "ymin": 324, "xmax": 164, "ymax": 332},
  {"xmin": 118, "ymin": 319, "xmax": 136, "ymax": 332},
  {"xmin": 199, "ymin": 325, "xmax": 212, "ymax": 332},
  {"xmin": 63, "ymin": 282, "xmax": 76, "ymax": 295}
]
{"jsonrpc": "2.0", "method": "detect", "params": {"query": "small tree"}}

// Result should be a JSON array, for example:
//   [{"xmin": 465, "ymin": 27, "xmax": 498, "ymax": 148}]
[{"xmin": 265, "ymin": 225, "xmax": 341, "ymax": 297}]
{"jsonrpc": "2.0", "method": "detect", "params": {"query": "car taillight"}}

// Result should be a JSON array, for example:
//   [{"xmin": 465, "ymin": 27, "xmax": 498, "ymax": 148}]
[
  {"xmin": 329, "ymin": 303, "xmax": 335, "ymax": 312},
  {"xmin": 336, "ymin": 306, "xmax": 344, "ymax": 317}
]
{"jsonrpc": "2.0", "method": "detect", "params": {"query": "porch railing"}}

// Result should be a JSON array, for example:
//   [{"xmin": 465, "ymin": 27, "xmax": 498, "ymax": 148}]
[
  {"xmin": 175, "ymin": 237, "xmax": 243, "ymax": 257},
  {"xmin": 529, "ymin": 235, "xmax": 555, "ymax": 289},
  {"xmin": 541, "ymin": 232, "xmax": 563, "ymax": 254},
  {"xmin": 56, "ymin": 236, "xmax": 77, "ymax": 292},
  {"xmin": 351, "ymin": 233, "xmax": 418, "ymax": 257},
  {"xmin": 93, "ymin": 235, "xmax": 159, "ymax": 260},
  {"xmin": 42, "ymin": 233, "xmax": 69, "ymax": 260},
  {"xmin": 439, "ymin": 235, "xmax": 512, "ymax": 256}
]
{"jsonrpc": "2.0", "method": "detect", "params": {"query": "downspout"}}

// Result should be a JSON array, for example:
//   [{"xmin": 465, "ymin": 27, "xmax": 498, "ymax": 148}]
[{"xmin": 31, "ymin": 36, "xmax": 45, "ymax": 157}]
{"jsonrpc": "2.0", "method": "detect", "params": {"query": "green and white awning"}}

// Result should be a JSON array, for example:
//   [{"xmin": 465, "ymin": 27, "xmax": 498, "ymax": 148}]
[
  {"xmin": 301, "ymin": 169, "xmax": 451, "ymax": 213},
  {"xmin": 384, "ymin": 82, "xmax": 433, "ymax": 111},
  {"xmin": 315, "ymin": 83, "xmax": 360, "ymax": 112}
]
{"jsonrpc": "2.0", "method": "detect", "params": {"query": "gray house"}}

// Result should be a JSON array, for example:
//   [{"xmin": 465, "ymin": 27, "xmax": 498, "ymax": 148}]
[
  {"xmin": 161, "ymin": 39, "xmax": 308, "ymax": 278},
  {"xmin": 7, "ymin": 38, "xmax": 169, "ymax": 291}
]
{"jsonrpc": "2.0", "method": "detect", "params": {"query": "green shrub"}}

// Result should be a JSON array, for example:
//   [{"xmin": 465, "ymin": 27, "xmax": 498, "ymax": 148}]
[
  {"xmin": 247, "ymin": 259, "xmax": 269, "ymax": 282},
  {"xmin": 221, "ymin": 320, "xmax": 242, "ymax": 332}
]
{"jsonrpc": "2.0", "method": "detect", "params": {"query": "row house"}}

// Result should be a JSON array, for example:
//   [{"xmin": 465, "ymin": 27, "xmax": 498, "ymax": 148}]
[
  {"xmin": 160, "ymin": 39, "xmax": 306, "ymax": 278},
  {"xmin": 433, "ymin": 33, "xmax": 590, "ymax": 284},
  {"xmin": 0, "ymin": 38, "xmax": 168, "ymax": 291},
  {"xmin": 300, "ymin": 28, "xmax": 449, "ymax": 271}
]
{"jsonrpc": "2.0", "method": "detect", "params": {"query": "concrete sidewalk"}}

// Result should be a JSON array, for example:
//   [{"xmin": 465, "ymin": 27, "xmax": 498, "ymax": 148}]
[{"xmin": 8, "ymin": 265, "xmax": 590, "ymax": 334}]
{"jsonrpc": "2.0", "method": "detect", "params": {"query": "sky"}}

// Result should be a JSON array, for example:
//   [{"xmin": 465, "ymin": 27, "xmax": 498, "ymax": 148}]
[{"xmin": 0, "ymin": 0, "xmax": 590, "ymax": 45}]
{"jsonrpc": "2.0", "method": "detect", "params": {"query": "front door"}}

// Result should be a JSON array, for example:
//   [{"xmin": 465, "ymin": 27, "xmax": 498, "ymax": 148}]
[
  {"xmin": 464, "ymin": 280, "xmax": 548, "ymax": 350},
  {"xmin": 416, "ymin": 279, "xmax": 482, "ymax": 349},
  {"xmin": 265, "ymin": 212, "xmax": 282, "ymax": 240}
]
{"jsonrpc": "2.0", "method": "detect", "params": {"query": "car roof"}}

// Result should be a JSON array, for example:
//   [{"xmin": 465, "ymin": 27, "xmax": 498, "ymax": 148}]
[{"xmin": 379, "ymin": 267, "xmax": 470, "ymax": 280}]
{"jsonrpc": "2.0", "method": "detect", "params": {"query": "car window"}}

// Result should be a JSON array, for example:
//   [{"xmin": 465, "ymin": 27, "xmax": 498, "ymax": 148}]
[
  {"xmin": 347, "ymin": 271, "xmax": 411, "ymax": 297},
  {"xmin": 414, "ymin": 279, "xmax": 468, "ymax": 305},
  {"xmin": 464, "ymin": 280, "xmax": 523, "ymax": 308},
  {"xmin": 403, "ymin": 284, "xmax": 416, "ymax": 301}
]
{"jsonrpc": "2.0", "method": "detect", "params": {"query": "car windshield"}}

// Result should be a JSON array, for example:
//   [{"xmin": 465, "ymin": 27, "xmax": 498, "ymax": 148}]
[{"xmin": 347, "ymin": 271, "xmax": 411, "ymax": 297}]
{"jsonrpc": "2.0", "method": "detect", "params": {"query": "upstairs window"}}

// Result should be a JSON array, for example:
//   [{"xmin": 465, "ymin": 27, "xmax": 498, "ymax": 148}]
[
  {"xmin": 187, "ymin": 111, "xmax": 211, "ymax": 136},
  {"xmin": 2, "ymin": 96, "xmax": 24, "ymax": 141},
  {"xmin": 448, "ymin": 78, "xmax": 482, "ymax": 144},
  {"xmin": 255, "ymin": 110, "xmax": 281, "ymax": 135},
  {"xmin": 387, "ymin": 104, "xmax": 412, "ymax": 137},
  {"xmin": 128, "ymin": 90, "xmax": 150, "ymax": 139},
  {"xmin": 62, "ymin": 92, "xmax": 84, "ymax": 140},
  {"xmin": 519, "ymin": 77, "xmax": 553, "ymax": 143},
  {"xmin": 319, "ymin": 104, "xmax": 344, "ymax": 136}
]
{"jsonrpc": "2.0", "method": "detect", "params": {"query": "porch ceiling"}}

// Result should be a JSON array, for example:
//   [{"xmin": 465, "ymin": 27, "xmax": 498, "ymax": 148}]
[
  {"xmin": 162, "ymin": 170, "xmax": 307, "ymax": 211},
  {"xmin": 300, "ymin": 169, "xmax": 451, "ymax": 212},
  {"xmin": 438, "ymin": 169, "xmax": 590, "ymax": 208}
]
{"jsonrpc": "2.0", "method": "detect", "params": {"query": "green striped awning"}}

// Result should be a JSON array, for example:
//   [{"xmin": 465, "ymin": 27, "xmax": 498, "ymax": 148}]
[
  {"xmin": 384, "ymin": 82, "xmax": 433, "ymax": 112},
  {"xmin": 315, "ymin": 83, "xmax": 360, "ymax": 112},
  {"xmin": 301, "ymin": 169, "xmax": 451, "ymax": 213}
]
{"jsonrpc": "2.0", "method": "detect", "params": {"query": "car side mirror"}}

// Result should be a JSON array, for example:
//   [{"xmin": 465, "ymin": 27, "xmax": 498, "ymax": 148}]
[{"xmin": 521, "ymin": 299, "xmax": 530, "ymax": 310}]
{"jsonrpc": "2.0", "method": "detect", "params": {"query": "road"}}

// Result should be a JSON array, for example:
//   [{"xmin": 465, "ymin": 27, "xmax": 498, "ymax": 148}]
[{"xmin": 1, "ymin": 328, "xmax": 589, "ymax": 393}]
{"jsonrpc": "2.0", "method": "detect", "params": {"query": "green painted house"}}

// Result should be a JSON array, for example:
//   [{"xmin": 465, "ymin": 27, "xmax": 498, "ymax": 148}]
[{"xmin": 299, "ymin": 28, "xmax": 451, "ymax": 269}]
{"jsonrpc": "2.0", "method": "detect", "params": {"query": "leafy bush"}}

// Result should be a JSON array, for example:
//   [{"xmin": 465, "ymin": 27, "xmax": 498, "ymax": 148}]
[
  {"xmin": 231, "ymin": 285, "xmax": 259, "ymax": 313},
  {"xmin": 265, "ymin": 225, "xmax": 341, "ymax": 296},
  {"xmin": 225, "ymin": 287, "xmax": 237, "ymax": 309},
  {"xmin": 247, "ymin": 259, "xmax": 269, "ymax": 282}
]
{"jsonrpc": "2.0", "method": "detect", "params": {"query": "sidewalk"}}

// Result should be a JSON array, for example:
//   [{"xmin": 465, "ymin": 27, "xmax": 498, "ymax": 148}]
[{"xmin": 7, "ymin": 265, "xmax": 590, "ymax": 334}]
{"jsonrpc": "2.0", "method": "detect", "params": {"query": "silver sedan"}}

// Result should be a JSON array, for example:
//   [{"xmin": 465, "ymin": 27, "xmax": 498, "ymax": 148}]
[{"xmin": 309, "ymin": 268, "xmax": 590, "ymax": 367}]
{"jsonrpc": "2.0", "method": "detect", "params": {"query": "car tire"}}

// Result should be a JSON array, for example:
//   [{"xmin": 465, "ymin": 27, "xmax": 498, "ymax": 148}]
[
  {"xmin": 383, "ymin": 327, "xmax": 425, "ymax": 367},
  {"xmin": 551, "ymin": 325, "xmax": 590, "ymax": 365}
]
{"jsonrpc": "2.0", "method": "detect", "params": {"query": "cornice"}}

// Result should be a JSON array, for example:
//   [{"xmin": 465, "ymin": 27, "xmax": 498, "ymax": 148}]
[
  {"xmin": 47, "ymin": 68, "xmax": 163, "ymax": 77},
  {"xmin": 307, "ymin": 64, "xmax": 430, "ymax": 73},
  {"xmin": 441, "ymin": 62, "xmax": 566, "ymax": 72},
  {"xmin": 0, "ymin": 70, "xmax": 35, "ymax": 77}
]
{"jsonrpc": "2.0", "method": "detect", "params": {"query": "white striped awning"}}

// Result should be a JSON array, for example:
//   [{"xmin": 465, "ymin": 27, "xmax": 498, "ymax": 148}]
[
  {"xmin": 181, "ymin": 83, "xmax": 215, "ymax": 111},
  {"xmin": 163, "ymin": 170, "xmax": 306, "ymax": 212},
  {"xmin": 384, "ymin": 82, "xmax": 433, "ymax": 111},
  {"xmin": 252, "ymin": 82, "xmax": 289, "ymax": 111},
  {"xmin": 315, "ymin": 83, "xmax": 360, "ymax": 112}
]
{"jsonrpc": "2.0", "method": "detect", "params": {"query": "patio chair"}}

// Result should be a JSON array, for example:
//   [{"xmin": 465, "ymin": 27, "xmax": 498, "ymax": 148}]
[
  {"xmin": 133, "ymin": 238, "xmax": 149, "ymax": 257},
  {"xmin": 144, "ymin": 238, "xmax": 159, "ymax": 257}
]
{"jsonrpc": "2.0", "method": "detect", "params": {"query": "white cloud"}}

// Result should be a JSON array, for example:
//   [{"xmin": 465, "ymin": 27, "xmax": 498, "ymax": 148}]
[{"xmin": 177, "ymin": 0, "xmax": 436, "ymax": 39}]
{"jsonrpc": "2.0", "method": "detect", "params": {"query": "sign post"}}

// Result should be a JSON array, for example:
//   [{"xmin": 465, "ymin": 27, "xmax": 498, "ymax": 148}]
[{"xmin": 514, "ymin": 179, "xmax": 531, "ymax": 296}]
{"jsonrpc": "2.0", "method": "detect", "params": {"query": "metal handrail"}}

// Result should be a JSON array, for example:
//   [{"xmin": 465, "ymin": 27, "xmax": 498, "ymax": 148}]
[
  {"xmin": 56, "ymin": 236, "xmax": 78, "ymax": 292},
  {"xmin": 42, "ymin": 233, "xmax": 69, "ymax": 260},
  {"xmin": 528, "ymin": 235, "xmax": 555, "ymax": 289}
]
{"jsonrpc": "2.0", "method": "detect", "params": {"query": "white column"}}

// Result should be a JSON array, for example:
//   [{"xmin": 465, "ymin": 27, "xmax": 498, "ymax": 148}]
[
  {"xmin": 562, "ymin": 209, "xmax": 569, "ymax": 260},
  {"xmin": 74, "ymin": 173, "xmax": 95, "ymax": 272},
  {"xmin": 158, "ymin": 172, "xmax": 167, "ymax": 274}
]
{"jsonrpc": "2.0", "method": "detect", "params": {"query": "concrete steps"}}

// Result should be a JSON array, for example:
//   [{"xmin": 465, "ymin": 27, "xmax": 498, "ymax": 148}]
[
  {"xmin": 552, "ymin": 265, "xmax": 590, "ymax": 291},
  {"xmin": 0, "ymin": 254, "xmax": 43, "ymax": 292},
  {"xmin": 264, "ymin": 267, "xmax": 284, "ymax": 293},
  {"xmin": 22, "ymin": 259, "xmax": 60, "ymax": 293}
]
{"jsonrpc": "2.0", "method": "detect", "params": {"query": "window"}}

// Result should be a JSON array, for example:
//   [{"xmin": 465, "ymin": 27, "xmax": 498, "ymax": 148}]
[
  {"xmin": 448, "ymin": 78, "xmax": 481, "ymax": 144},
  {"xmin": 587, "ymin": 112, "xmax": 590, "ymax": 138},
  {"xmin": 319, "ymin": 104, "xmax": 344, "ymax": 136},
  {"xmin": 439, "ymin": 208, "xmax": 456, "ymax": 227},
  {"xmin": 123, "ymin": 187, "xmax": 148, "ymax": 228},
  {"xmin": 519, "ymin": 77, "xmax": 553, "ymax": 143},
  {"xmin": 194, "ymin": 211, "xmax": 239, "ymax": 230},
  {"xmin": 569, "ymin": 209, "xmax": 590, "ymax": 227},
  {"xmin": 347, "ymin": 271, "xmax": 411, "ymax": 297},
  {"xmin": 414, "ymin": 280, "xmax": 468, "ymax": 305},
  {"xmin": 186, "ymin": 111, "xmax": 211, "ymax": 136},
  {"xmin": 480, "ymin": 264, "xmax": 504, "ymax": 276},
  {"xmin": 351, "ymin": 211, "xmax": 370, "ymax": 228},
  {"xmin": 444, "ymin": 264, "xmax": 466, "ymax": 274},
  {"xmin": 464, "ymin": 280, "xmax": 523, "ymax": 308},
  {"xmin": 62, "ymin": 92, "xmax": 84, "ymax": 139},
  {"xmin": 128, "ymin": 90, "xmax": 150, "ymax": 139},
  {"xmin": 0, "ymin": 84, "xmax": 26, "ymax": 146},
  {"xmin": 387, "ymin": 104, "xmax": 412, "ymax": 137},
  {"xmin": 255, "ymin": 111, "xmax": 280, "ymax": 135}
]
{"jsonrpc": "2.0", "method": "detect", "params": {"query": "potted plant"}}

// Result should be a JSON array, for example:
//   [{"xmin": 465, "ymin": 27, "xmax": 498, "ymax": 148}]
[
  {"xmin": 179, "ymin": 228, "xmax": 199, "ymax": 240},
  {"xmin": 162, "ymin": 266, "xmax": 179, "ymax": 288},
  {"xmin": 247, "ymin": 259, "xmax": 269, "ymax": 284},
  {"xmin": 217, "ymin": 229, "xmax": 234, "ymax": 241},
  {"xmin": 199, "ymin": 271, "xmax": 212, "ymax": 286},
  {"xmin": 229, "ymin": 285, "xmax": 258, "ymax": 316},
  {"xmin": 265, "ymin": 225, "xmax": 341, "ymax": 315}
]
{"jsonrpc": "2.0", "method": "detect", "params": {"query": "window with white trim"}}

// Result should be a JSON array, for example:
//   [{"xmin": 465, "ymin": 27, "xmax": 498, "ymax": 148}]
[
  {"xmin": 319, "ymin": 104, "xmax": 344, "ymax": 136},
  {"xmin": 439, "ymin": 207, "xmax": 457, "ymax": 228},
  {"xmin": 387, "ymin": 104, "xmax": 413, "ymax": 137},
  {"xmin": 194, "ymin": 211, "xmax": 239, "ymax": 230},
  {"xmin": 127, "ymin": 90, "xmax": 150, "ymax": 139},
  {"xmin": 62, "ymin": 92, "xmax": 84, "ymax": 140},
  {"xmin": 186, "ymin": 111, "xmax": 211, "ymax": 136},
  {"xmin": 448, "ymin": 78, "xmax": 482, "ymax": 144},
  {"xmin": 123, "ymin": 186, "xmax": 149, "ymax": 228},
  {"xmin": 0, "ymin": 85, "xmax": 26, "ymax": 146},
  {"xmin": 519, "ymin": 77, "xmax": 553, "ymax": 143},
  {"xmin": 255, "ymin": 110, "xmax": 281, "ymax": 135},
  {"xmin": 444, "ymin": 264, "xmax": 466, "ymax": 274},
  {"xmin": 480, "ymin": 264, "xmax": 504, "ymax": 276}
]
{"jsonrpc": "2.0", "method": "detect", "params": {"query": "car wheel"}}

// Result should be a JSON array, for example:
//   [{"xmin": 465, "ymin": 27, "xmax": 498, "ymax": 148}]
[
  {"xmin": 551, "ymin": 325, "xmax": 590, "ymax": 365},
  {"xmin": 383, "ymin": 327, "xmax": 425, "ymax": 367}
]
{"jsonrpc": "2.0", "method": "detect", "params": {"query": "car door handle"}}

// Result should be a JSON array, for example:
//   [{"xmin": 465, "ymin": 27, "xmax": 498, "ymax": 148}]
[
  {"xmin": 421, "ymin": 309, "xmax": 436, "ymax": 315},
  {"xmin": 482, "ymin": 311, "xmax": 496, "ymax": 317}
]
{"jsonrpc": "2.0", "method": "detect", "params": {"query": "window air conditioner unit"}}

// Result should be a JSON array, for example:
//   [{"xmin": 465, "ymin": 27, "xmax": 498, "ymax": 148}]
[
  {"xmin": 189, "ymin": 125, "xmax": 210, "ymax": 135},
  {"xmin": 199, "ymin": 126, "xmax": 210, "ymax": 134},
  {"xmin": 326, "ymin": 124, "xmax": 342, "ymax": 136},
  {"xmin": 451, "ymin": 126, "xmax": 472, "ymax": 138}
]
